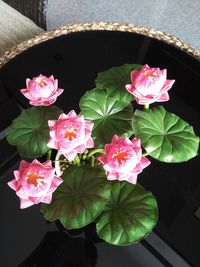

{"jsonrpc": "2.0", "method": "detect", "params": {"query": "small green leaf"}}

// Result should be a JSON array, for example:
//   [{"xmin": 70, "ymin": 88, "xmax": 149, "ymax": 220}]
[
  {"xmin": 79, "ymin": 89, "xmax": 134, "ymax": 146},
  {"xmin": 6, "ymin": 105, "xmax": 62, "ymax": 158},
  {"xmin": 96, "ymin": 181, "xmax": 158, "ymax": 245},
  {"xmin": 95, "ymin": 64, "xmax": 142, "ymax": 103},
  {"xmin": 133, "ymin": 106, "xmax": 199, "ymax": 162},
  {"xmin": 41, "ymin": 166, "xmax": 111, "ymax": 229}
]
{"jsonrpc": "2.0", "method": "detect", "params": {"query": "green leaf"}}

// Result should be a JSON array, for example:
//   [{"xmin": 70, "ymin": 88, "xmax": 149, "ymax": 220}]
[
  {"xmin": 96, "ymin": 181, "xmax": 158, "ymax": 245},
  {"xmin": 6, "ymin": 105, "xmax": 62, "ymax": 158},
  {"xmin": 41, "ymin": 166, "xmax": 111, "ymax": 229},
  {"xmin": 79, "ymin": 89, "xmax": 134, "ymax": 146},
  {"xmin": 95, "ymin": 64, "xmax": 142, "ymax": 103},
  {"xmin": 133, "ymin": 106, "xmax": 199, "ymax": 162}
]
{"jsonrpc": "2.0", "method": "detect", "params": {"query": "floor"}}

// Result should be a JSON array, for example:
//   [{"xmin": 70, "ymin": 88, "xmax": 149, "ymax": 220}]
[{"xmin": 46, "ymin": 0, "xmax": 200, "ymax": 51}]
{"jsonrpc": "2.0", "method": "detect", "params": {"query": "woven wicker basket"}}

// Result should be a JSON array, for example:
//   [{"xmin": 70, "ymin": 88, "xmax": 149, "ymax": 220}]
[{"xmin": 0, "ymin": 22, "xmax": 200, "ymax": 68}]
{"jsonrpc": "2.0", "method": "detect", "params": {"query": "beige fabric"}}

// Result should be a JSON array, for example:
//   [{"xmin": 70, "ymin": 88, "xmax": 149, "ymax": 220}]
[{"xmin": 0, "ymin": 0, "xmax": 43, "ymax": 57}]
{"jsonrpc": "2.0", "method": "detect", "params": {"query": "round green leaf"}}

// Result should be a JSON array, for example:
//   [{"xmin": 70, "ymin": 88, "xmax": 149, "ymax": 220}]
[
  {"xmin": 96, "ymin": 181, "xmax": 158, "ymax": 246},
  {"xmin": 41, "ymin": 166, "xmax": 111, "ymax": 229},
  {"xmin": 133, "ymin": 106, "xmax": 199, "ymax": 162},
  {"xmin": 95, "ymin": 64, "xmax": 142, "ymax": 103},
  {"xmin": 6, "ymin": 105, "xmax": 62, "ymax": 158},
  {"xmin": 79, "ymin": 88, "xmax": 134, "ymax": 146}
]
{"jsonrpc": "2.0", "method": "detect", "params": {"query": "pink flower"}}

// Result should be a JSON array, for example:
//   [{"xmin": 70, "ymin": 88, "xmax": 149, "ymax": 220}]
[
  {"xmin": 8, "ymin": 159, "xmax": 63, "ymax": 209},
  {"xmin": 47, "ymin": 110, "xmax": 94, "ymax": 161},
  {"xmin": 20, "ymin": 74, "xmax": 64, "ymax": 106},
  {"xmin": 125, "ymin": 64, "xmax": 175, "ymax": 105},
  {"xmin": 98, "ymin": 135, "xmax": 150, "ymax": 184}
]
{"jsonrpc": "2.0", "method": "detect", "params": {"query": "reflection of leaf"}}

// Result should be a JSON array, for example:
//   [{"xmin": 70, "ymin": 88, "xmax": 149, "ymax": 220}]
[
  {"xmin": 96, "ymin": 181, "xmax": 158, "ymax": 245},
  {"xmin": 79, "ymin": 89, "xmax": 134, "ymax": 146},
  {"xmin": 41, "ymin": 166, "xmax": 111, "ymax": 229},
  {"xmin": 6, "ymin": 106, "xmax": 62, "ymax": 158},
  {"xmin": 133, "ymin": 106, "xmax": 199, "ymax": 162},
  {"xmin": 95, "ymin": 63, "xmax": 142, "ymax": 103}
]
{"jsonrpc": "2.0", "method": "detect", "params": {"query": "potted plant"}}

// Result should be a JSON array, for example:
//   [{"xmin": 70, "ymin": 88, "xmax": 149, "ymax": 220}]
[{"xmin": 6, "ymin": 63, "xmax": 199, "ymax": 246}]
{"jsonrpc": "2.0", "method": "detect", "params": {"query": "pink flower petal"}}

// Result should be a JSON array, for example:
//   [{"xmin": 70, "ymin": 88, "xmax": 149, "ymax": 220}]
[
  {"xmin": 20, "ymin": 198, "xmax": 34, "ymax": 209},
  {"xmin": 41, "ymin": 194, "xmax": 52, "ymax": 204},
  {"xmin": 8, "ymin": 179, "xmax": 18, "ymax": 190},
  {"xmin": 157, "ymin": 92, "xmax": 169, "ymax": 102}
]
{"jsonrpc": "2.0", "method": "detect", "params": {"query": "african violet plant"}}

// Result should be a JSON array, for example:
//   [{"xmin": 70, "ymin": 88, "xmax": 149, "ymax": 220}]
[{"xmin": 6, "ymin": 64, "xmax": 199, "ymax": 246}]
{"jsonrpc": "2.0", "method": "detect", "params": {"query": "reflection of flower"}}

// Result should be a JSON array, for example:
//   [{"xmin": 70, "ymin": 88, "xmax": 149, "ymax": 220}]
[
  {"xmin": 47, "ymin": 110, "xmax": 94, "ymax": 161},
  {"xmin": 125, "ymin": 64, "xmax": 175, "ymax": 105},
  {"xmin": 20, "ymin": 74, "xmax": 64, "ymax": 106},
  {"xmin": 98, "ymin": 135, "xmax": 150, "ymax": 184},
  {"xmin": 8, "ymin": 159, "xmax": 63, "ymax": 209}
]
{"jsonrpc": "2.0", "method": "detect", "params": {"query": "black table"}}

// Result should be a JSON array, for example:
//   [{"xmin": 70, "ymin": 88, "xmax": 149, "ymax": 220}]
[{"xmin": 0, "ymin": 23, "xmax": 200, "ymax": 267}]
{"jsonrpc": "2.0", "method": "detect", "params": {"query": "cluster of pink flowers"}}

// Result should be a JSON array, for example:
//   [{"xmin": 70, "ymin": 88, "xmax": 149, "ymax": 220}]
[{"xmin": 8, "ymin": 65, "xmax": 175, "ymax": 208}]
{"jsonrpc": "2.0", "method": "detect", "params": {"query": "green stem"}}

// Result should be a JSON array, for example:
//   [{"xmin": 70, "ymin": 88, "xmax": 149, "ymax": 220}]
[
  {"xmin": 73, "ymin": 155, "xmax": 81, "ymax": 166},
  {"xmin": 87, "ymin": 148, "xmax": 104, "ymax": 158},
  {"xmin": 91, "ymin": 156, "xmax": 95, "ymax": 167},
  {"xmin": 144, "ymin": 104, "xmax": 149, "ymax": 110},
  {"xmin": 46, "ymin": 149, "xmax": 52, "ymax": 160}
]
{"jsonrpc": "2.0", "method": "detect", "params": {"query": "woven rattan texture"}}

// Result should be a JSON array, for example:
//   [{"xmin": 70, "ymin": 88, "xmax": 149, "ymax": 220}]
[{"xmin": 0, "ymin": 22, "xmax": 200, "ymax": 68}]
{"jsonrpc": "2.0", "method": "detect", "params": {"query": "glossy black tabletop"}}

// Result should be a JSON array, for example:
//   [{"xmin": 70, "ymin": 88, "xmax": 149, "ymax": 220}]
[{"xmin": 0, "ymin": 29, "xmax": 200, "ymax": 267}]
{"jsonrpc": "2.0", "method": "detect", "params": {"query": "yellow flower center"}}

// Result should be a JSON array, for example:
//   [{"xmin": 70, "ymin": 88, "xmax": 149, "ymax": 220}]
[
  {"xmin": 144, "ymin": 70, "xmax": 157, "ymax": 79},
  {"xmin": 35, "ymin": 78, "xmax": 47, "ymax": 87},
  {"xmin": 112, "ymin": 151, "xmax": 129, "ymax": 164},
  {"xmin": 27, "ymin": 172, "xmax": 43, "ymax": 187},
  {"xmin": 64, "ymin": 128, "xmax": 77, "ymax": 141}
]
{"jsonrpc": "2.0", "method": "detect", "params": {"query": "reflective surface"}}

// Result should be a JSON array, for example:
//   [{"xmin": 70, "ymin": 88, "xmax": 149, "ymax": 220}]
[{"xmin": 0, "ymin": 30, "xmax": 200, "ymax": 267}]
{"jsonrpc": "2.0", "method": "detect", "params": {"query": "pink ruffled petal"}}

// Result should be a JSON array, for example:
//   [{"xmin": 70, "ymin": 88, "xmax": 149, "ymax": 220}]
[
  {"xmin": 8, "ymin": 179, "xmax": 18, "ymax": 190},
  {"xmin": 104, "ymin": 144, "xmax": 113, "ymax": 154},
  {"xmin": 41, "ymin": 194, "xmax": 52, "ymax": 204},
  {"xmin": 160, "ymin": 69, "xmax": 167, "ymax": 80},
  {"xmin": 127, "ymin": 174, "xmax": 138, "ymax": 184},
  {"xmin": 98, "ymin": 155, "xmax": 107, "ymax": 165},
  {"xmin": 141, "ymin": 156, "xmax": 151, "ymax": 168},
  {"xmin": 19, "ymin": 160, "xmax": 30, "ymax": 170},
  {"xmin": 26, "ymin": 78, "xmax": 31, "ymax": 88},
  {"xmin": 47, "ymin": 138, "xmax": 58, "ymax": 150},
  {"xmin": 13, "ymin": 170, "xmax": 20, "ymax": 181},
  {"xmin": 157, "ymin": 92, "xmax": 169, "ymax": 102},
  {"xmin": 53, "ymin": 88, "xmax": 64, "ymax": 97},
  {"xmin": 20, "ymin": 89, "xmax": 33, "ymax": 100},
  {"xmin": 131, "ymin": 138, "xmax": 141, "ymax": 147},
  {"xmin": 85, "ymin": 121, "xmax": 94, "ymax": 131},
  {"xmin": 131, "ymin": 70, "xmax": 139, "ymax": 83},
  {"xmin": 86, "ymin": 137, "xmax": 94, "ymax": 148},
  {"xmin": 125, "ymin": 84, "xmax": 134, "ymax": 93},
  {"xmin": 20, "ymin": 198, "xmax": 34, "ymax": 209},
  {"xmin": 42, "ymin": 160, "xmax": 53, "ymax": 168},
  {"xmin": 63, "ymin": 150, "xmax": 77, "ymax": 162},
  {"xmin": 112, "ymin": 135, "xmax": 120, "ymax": 144},
  {"xmin": 162, "ymin": 79, "xmax": 175, "ymax": 91},
  {"xmin": 48, "ymin": 120, "xmax": 57, "ymax": 128},
  {"xmin": 67, "ymin": 110, "xmax": 77, "ymax": 118}
]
